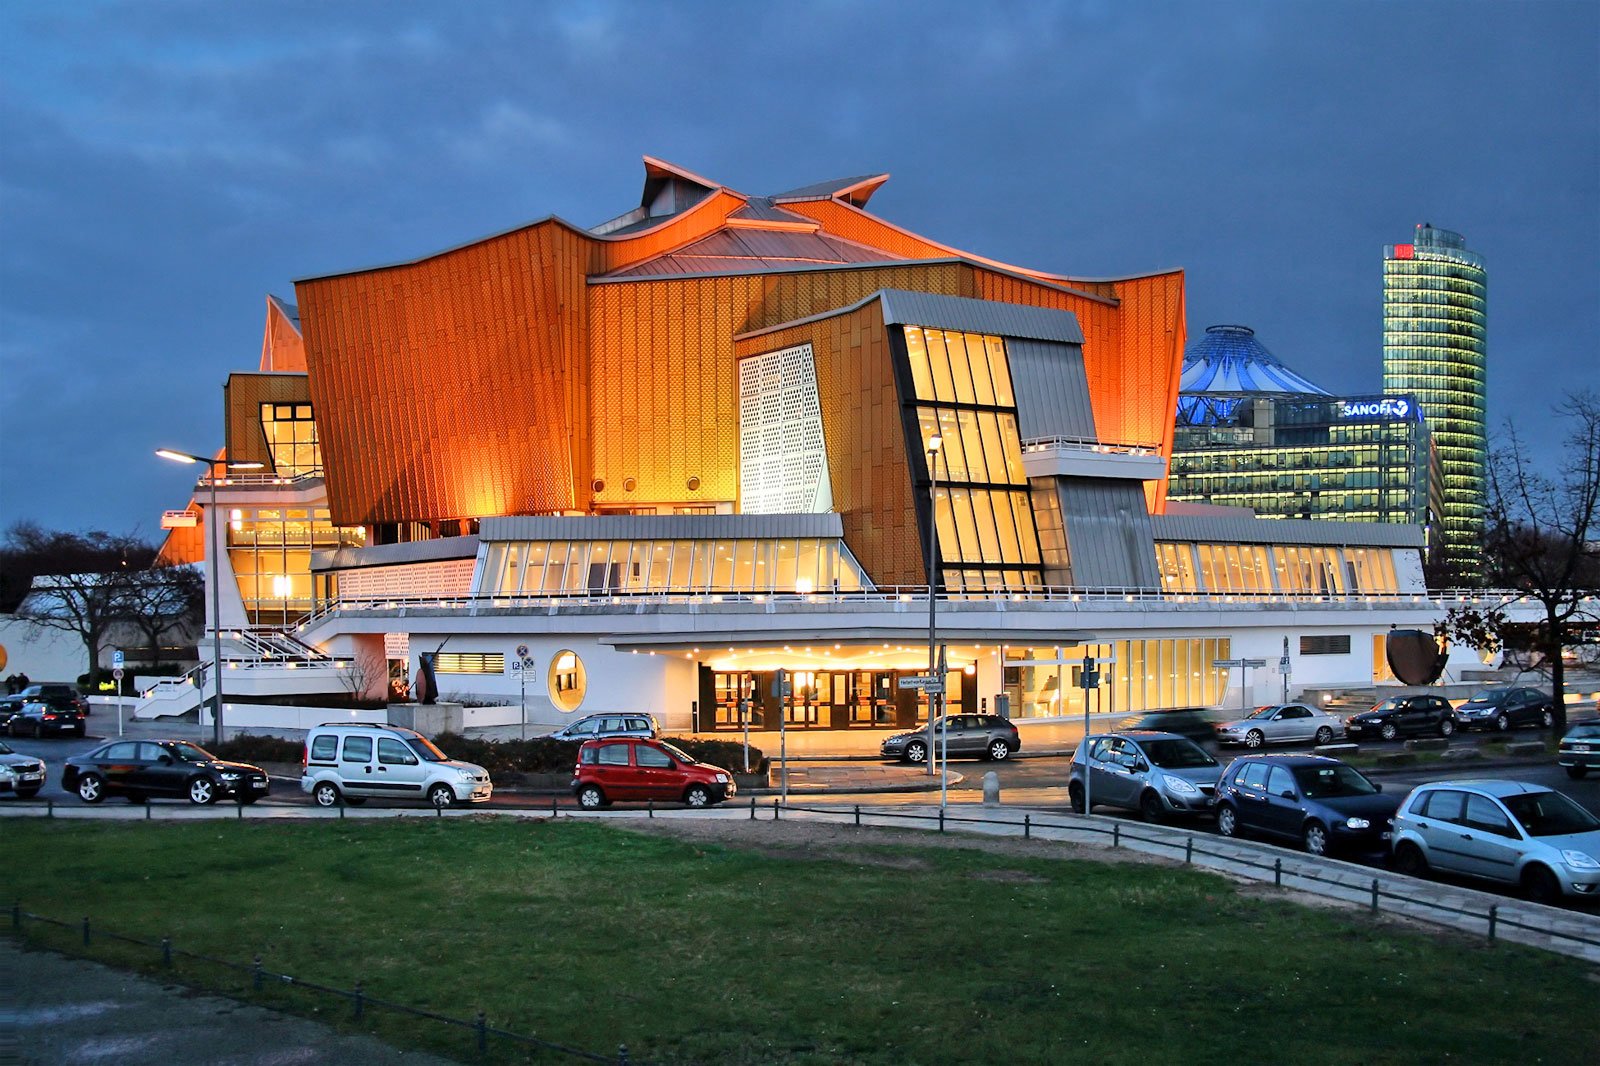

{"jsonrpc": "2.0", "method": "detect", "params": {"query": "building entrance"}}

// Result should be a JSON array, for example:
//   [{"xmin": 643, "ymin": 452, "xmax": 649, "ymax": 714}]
[{"xmin": 703, "ymin": 668, "xmax": 965, "ymax": 732}]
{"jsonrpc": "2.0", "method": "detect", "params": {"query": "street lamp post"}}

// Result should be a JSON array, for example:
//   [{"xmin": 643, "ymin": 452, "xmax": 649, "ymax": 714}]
[
  {"xmin": 925, "ymin": 434, "xmax": 943, "ymax": 778},
  {"xmin": 157, "ymin": 449, "xmax": 262, "ymax": 748}
]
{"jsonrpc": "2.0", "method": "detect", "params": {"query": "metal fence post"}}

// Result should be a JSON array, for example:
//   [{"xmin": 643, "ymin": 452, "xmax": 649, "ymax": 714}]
[
  {"xmin": 552, "ymin": 795, "xmax": 558, "ymax": 817},
  {"xmin": 939, "ymin": 808, "xmax": 946, "ymax": 833},
  {"xmin": 617, "ymin": 1045, "xmax": 630, "ymax": 1065},
  {"xmin": 1487, "ymin": 904, "xmax": 1498, "ymax": 942},
  {"xmin": 1185, "ymin": 837, "xmax": 1193, "ymax": 864},
  {"xmin": 10, "ymin": 901, "xmax": 18, "ymax": 931},
  {"xmin": 146, "ymin": 803, "xmax": 152, "ymax": 821},
  {"xmin": 82, "ymin": 917, "xmax": 90, "ymax": 947},
  {"xmin": 750, "ymin": 795, "xmax": 756, "ymax": 820},
  {"xmin": 339, "ymin": 802, "xmax": 346, "ymax": 820},
  {"xmin": 436, "ymin": 803, "xmax": 443, "ymax": 819},
  {"xmin": 853, "ymin": 804, "xmax": 860, "ymax": 826},
  {"xmin": 162, "ymin": 936, "xmax": 172, "ymax": 967},
  {"xmin": 1370, "ymin": 878, "xmax": 1380, "ymax": 913},
  {"xmin": 648, "ymin": 799, "xmax": 654, "ymax": 819},
  {"xmin": 1274, "ymin": 858, "xmax": 1282, "ymax": 887},
  {"xmin": 1113, "ymin": 824, "xmax": 1120, "ymax": 848},
  {"xmin": 1024, "ymin": 814, "xmax": 1030, "ymax": 839},
  {"xmin": 47, "ymin": 798, "xmax": 53, "ymax": 819},
  {"xmin": 475, "ymin": 1010, "xmax": 488, "ymax": 1054},
  {"xmin": 253, "ymin": 955, "xmax": 264, "ymax": 991},
  {"xmin": 772, "ymin": 799, "xmax": 779, "ymax": 821},
  {"xmin": 354, "ymin": 980, "xmax": 364, "ymax": 1019}
]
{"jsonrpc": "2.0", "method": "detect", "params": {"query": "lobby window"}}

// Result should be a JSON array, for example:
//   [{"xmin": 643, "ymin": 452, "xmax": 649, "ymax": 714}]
[
  {"xmin": 481, "ymin": 537, "xmax": 870, "ymax": 596},
  {"xmin": 259, "ymin": 403, "xmax": 321, "ymax": 477},
  {"xmin": 227, "ymin": 505, "xmax": 364, "ymax": 625}
]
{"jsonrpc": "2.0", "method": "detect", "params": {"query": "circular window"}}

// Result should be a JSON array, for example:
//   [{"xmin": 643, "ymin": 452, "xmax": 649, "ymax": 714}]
[{"xmin": 548, "ymin": 649, "xmax": 587, "ymax": 712}]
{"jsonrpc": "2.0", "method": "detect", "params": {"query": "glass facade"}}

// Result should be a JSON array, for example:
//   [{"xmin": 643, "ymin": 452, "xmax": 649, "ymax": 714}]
[
  {"xmin": 1154, "ymin": 542, "xmax": 1400, "ymax": 595},
  {"xmin": 481, "ymin": 537, "xmax": 869, "ymax": 596},
  {"xmin": 901, "ymin": 326, "xmax": 1043, "ymax": 591},
  {"xmin": 260, "ymin": 403, "xmax": 322, "ymax": 477},
  {"xmin": 1383, "ymin": 225, "xmax": 1485, "ymax": 579},
  {"xmin": 1003, "ymin": 639, "xmax": 1232, "ymax": 719},
  {"xmin": 227, "ymin": 506, "xmax": 366, "ymax": 625}
]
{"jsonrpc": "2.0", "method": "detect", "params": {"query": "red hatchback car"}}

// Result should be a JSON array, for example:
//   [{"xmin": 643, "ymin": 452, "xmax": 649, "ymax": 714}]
[{"xmin": 572, "ymin": 737, "xmax": 736, "ymax": 809}]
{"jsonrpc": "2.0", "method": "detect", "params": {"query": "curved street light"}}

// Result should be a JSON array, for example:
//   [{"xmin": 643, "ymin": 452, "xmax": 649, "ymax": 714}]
[{"xmin": 156, "ymin": 449, "xmax": 263, "ymax": 747}]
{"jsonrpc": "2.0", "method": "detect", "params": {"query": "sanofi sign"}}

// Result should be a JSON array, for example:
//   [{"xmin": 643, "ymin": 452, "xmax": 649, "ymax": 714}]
[{"xmin": 1338, "ymin": 397, "xmax": 1412, "ymax": 421}]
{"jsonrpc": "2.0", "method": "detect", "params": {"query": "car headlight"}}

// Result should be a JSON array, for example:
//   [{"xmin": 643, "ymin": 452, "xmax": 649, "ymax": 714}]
[
  {"xmin": 1561, "ymin": 850, "xmax": 1600, "ymax": 870},
  {"xmin": 714, "ymin": 773, "xmax": 730, "ymax": 783},
  {"xmin": 1162, "ymin": 775, "xmax": 1198, "ymax": 795},
  {"xmin": 220, "ymin": 771, "xmax": 241, "ymax": 780},
  {"xmin": 1345, "ymin": 817, "xmax": 1371, "ymax": 830},
  {"xmin": 456, "ymin": 768, "xmax": 479, "ymax": 781},
  {"xmin": 0, "ymin": 767, "xmax": 14, "ymax": 778}
]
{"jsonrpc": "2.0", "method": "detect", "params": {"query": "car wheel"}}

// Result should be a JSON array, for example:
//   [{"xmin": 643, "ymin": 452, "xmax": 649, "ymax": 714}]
[
  {"xmin": 1379, "ymin": 722, "xmax": 1399, "ymax": 741},
  {"xmin": 1139, "ymin": 790, "xmax": 1165, "ymax": 824},
  {"xmin": 1393, "ymin": 841, "xmax": 1429, "ymax": 878},
  {"xmin": 1494, "ymin": 714, "xmax": 1509, "ymax": 732},
  {"xmin": 904, "ymin": 740, "xmax": 928, "ymax": 765},
  {"xmin": 312, "ymin": 781, "xmax": 341, "ymax": 808},
  {"xmin": 1245, "ymin": 729, "xmax": 1264, "ymax": 749},
  {"xmin": 1540, "ymin": 709, "xmax": 1554, "ymax": 729},
  {"xmin": 1068, "ymin": 782, "xmax": 1085, "ymax": 814},
  {"xmin": 987, "ymin": 739, "xmax": 1012, "ymax": 761},
  {"xmin": 1438, "ymin": 717, "xmax": 1456, "ymax": 738},
  {"xmin": 16, "ymin": 787, "xmax": 39, "ymax": 799},
  {"xmin": 1522, "ymin": 864, "xmax": 1563, "ymax": 905},
  {"xmin": 1302, "ymin": 821, "xmax": 1329, "ymax": 856},
  {"xmin": 1216, "ymin": 803, "xmax": 1239, "ymax": 838},
  {"xmin": 577, "ymin": 784, "xmax": 605, "ymax": 809},
  {"xmin": 1566, "ymin": 765, "xmax": 1588, "ymax": 780},
  {"xmin": 77, "ymin": 773, "xmax": 105, "ymax": 804},
  {"xmin": 1314, "ymin": 726, "xmax": 1333, "ymax": 745},
  {"xmin": 188, "ymin": 778, "xmax": 217, "ymax": 805},
  {"xmin": 684, "ymin": 785, "xmax": 711, "ymax": 808},
  {"xmin": 427, "ymin": 784, "xmax": 456, "ymax": 809}
]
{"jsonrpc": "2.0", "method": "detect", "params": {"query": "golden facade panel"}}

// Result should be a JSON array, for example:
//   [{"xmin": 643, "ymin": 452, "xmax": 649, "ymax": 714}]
[{"xmin": 224, "ymin": 372, "xmax": 312, "ymax": 470}]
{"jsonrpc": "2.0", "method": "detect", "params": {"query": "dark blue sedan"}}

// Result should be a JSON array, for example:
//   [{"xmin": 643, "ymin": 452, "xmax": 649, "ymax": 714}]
[{"xmin": 1214, "ymin": 754, "xmax": 1400, "ymax": 856}]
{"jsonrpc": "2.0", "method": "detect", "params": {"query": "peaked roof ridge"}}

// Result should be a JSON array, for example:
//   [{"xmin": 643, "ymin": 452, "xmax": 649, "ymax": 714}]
[{"xmin": 771, "ymin": 172, "xmax": 890, "ymax": 207}]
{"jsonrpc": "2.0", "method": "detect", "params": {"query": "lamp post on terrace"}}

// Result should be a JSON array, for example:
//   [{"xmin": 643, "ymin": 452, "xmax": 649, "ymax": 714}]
[
  {"xmin": 924, "ymin": 433, "xmax": 943, "ymax": 778},
  {"xmin": 157, "ymin": 449, "xmax": 263, "ymax": 748}
]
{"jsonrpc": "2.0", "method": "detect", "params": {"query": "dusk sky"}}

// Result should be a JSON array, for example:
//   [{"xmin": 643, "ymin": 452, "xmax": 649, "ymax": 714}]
[{"xmin": 2, "ymin": 1, "xmax": 1595, "ymax": 540}]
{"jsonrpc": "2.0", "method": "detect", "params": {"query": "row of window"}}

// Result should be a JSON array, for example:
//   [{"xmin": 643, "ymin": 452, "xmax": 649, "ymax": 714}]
[
  {"xmin": 1154, "ymin": 543, "xmax": 1401, "ymax": 596},
  {"xmin": 902, "ymin": 327, "xmax": 1016, "ymax": 407},
  {"xmin": 1002, "ymin": 639, "xmax": 1232, "ymax": 720},
  {"xmin": 481, "ymin": 538, "xmax": 870, "ymax": 596},
  {"xmin": 915, "ymin": 407, "xmax": 1027, "ymax": 485}
]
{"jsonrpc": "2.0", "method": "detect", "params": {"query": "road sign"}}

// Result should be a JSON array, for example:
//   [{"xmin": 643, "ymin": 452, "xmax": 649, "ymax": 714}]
[
  {"xmin": 510, "ymin": 660, "xmax": 522, "ymax": 672},
  {"xmin": 898, "ymin": 675, "xmax": 945, "ymax": 693},
  {"xmin": 516, "ymin": 643, "xmax": 529, "ymax": 659},
  {"xmin": 1213, "ymin": 658, "xmax": 1268, "ymax": 668},
  {"xmin": 113, "ymin": 668, "xmax": 124, "ymax": 681},
  {"xmin": 1079, "ymin": 668, "xmax": 1100, "ymax": 690},
  {"xmin": 112, "ymin": 650, "xmax": 125, "ymax": 669}
]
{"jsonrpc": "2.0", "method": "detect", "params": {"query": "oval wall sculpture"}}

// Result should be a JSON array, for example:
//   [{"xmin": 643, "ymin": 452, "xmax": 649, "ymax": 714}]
[{"xmin": 1386, "ymin": 629, "xmax": 1447, "ymax": 686}]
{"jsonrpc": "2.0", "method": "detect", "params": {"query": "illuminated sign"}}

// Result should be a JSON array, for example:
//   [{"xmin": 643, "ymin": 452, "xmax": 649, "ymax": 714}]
[
  {"xmin": 1338, "ymin": 398, "xmax": 1412, "ymax": 421},
  {"xmin": 160, "ymin": 509, "xmax": 199, "ymax": 529}
]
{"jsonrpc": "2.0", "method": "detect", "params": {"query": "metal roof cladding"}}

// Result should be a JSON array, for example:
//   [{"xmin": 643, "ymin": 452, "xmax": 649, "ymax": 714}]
[{"xmin": 1178, "ymin": 325, "xmax": 1330, "ymax": 396}]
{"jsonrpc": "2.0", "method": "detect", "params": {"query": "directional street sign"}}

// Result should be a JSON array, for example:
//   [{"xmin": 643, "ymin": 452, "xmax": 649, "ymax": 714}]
[
  {"xmin": 1213, "ymin": 658, "xmax": 1268, "ymax": 668},
  {"xmin": 898, "ymin": 675, "xmax": 945, "ymax": 694}
]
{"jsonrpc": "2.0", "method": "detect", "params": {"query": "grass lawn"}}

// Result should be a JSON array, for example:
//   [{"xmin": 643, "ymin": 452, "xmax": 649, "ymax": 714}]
[{"xmin": 4, "ymin": 817, "xmax": 1597, "ymax": 1065}]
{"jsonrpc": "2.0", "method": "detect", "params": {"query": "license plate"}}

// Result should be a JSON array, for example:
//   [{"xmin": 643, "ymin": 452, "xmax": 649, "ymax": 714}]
[
  {"xmin": 1576, "ymin": 745, "xmax": 1593, "ymax": 753},
  {"xmin": 20, "ymin": 773, "xmax": 41, "ymax": 781},
  {"xmin": 1381, "ymin": 831, "xmax": 1392, "ymax": 840}
]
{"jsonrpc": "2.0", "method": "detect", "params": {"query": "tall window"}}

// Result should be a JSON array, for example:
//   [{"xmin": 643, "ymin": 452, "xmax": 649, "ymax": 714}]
[
  {"xmin": 902, "ymin": 326, "xmax": 1041, "ymax": 590},
  {"xmin": 259, "ymin": 403, "xmax": 321, "ymax": 477}
]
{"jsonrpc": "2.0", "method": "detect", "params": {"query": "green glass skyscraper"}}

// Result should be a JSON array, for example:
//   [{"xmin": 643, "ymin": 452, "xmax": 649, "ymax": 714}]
[{"xmin": 1383, "ymin": 224, "xmax": 1485, "ymax": 581}]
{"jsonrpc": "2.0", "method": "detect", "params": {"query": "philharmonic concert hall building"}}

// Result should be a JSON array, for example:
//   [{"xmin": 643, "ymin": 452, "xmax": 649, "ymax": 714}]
[{"xmin": 149, "ymin": 158, "xmax": 1488, "ymax": 740}]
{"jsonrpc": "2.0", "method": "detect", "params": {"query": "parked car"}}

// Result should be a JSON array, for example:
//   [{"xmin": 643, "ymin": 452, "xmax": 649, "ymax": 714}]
[
  {"xmin": 1115, "ymin": 708, "xmax": 1221, "ymax": 742},
  {"xmin": 300, "ymin": 723, "xmax": 492, "ymax": 808},
  {"xmin": 63, "ymin": 740, "xmax": 270, "ymax": 805},
  {"xmin": 1454, "ymin": 687, "xmax": 1555, "ymax": 732},
  {"xmin": 0, "ymin": 739, "xmax": 46, "ymax": 799},
  {"xmin": 1344, "ymin": 694, "xmax": 1457, "ymax": 741},
  {"xmin": 544, "ymin": 712, "xmax": 659, "ymax": 742},
  {"xmin": 1558, "ymin": 721, "xmax": 1600, "ymax": 780},
  {"xmin": 1214, "ymin": 754, "xmax": 1399, "ymax": 855},
  {"xmin": 3, "ymin": 683, "xmax": 89, "ymax": 715},
  {"xmin": 572, "ymin": 736, "xmax": 735, "ymax": 809},
  {"xmin": 1213, "ymin": 703, "xmax": 1346, "ymax": 748},
  {"xmin": 1390, "ymin": 780, "xmax": 1600, "ymax": 904},
  {"xmin": 7, "ymin": 701, "xmax": 86, "ymax": 738},
  {"xmin": 880, "ymin": 714, "xmax": 1021, "ymax": 764},
  {"xmin": 1066, "ymin": 731, "xmax": 1222, "ymax": 822}
]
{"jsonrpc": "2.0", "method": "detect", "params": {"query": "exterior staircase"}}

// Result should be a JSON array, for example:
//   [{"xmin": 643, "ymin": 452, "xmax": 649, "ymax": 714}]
[{"xmin": 133, "ymin": 628, "xmax": 353, "ymax": 720}]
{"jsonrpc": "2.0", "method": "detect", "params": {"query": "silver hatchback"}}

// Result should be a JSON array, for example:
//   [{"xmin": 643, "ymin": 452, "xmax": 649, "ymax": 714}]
[
  {"xmin": 1390, "ymin": 780, "xmax": 1600, "ymax": 904},
  {"xmin": 1067, "ymin": 731, "xmax": 1222, "ymax": 822}
]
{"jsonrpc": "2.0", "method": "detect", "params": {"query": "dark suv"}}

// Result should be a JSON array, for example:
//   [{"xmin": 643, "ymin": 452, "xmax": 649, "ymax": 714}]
[
  {"xmin": 1214, "ymin": 754, "xmax": 1399, "ymax": 856},
  {"xmin": 1454, "ymin": 688, "xmax": 1555, "ymax": 732},
  {"xmin": 1343, "ymin": 694, "xmax": 1457, "ymax": 741}
]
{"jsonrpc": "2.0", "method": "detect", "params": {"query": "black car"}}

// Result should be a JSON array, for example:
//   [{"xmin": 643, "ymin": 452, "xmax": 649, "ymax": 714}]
[
  {"xmin": 1115, "ymin": 708, "xmax": 1220, "ymax": 742},
  {"xmin": 1453, "ymin": 687, "xmax": 1555, "ymax": 732},
  {"xmin": 1343, "ymin": 694, "xmax": 1457, "ymax": 741},
  {"xmin": 63, "ymin": 740, "xmax": 270, "ymax": 805},
  {"xmin": 880, "ymin": 714, "xmax": 1021, "ymax": 764},
  {"xmin": 1214, "ymin": 754, "xmax": 1400, "ymax": 856},
  {"xmin": 7, "ymin": 702, "xmax": 86, "ymax": 738},
  {"xmin": 2, "ymin": 683, "xmax": 89, "ymax": 716}
]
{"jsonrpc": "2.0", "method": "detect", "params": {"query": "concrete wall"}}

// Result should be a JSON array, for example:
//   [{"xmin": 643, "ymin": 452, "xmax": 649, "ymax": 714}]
[{"xmin": 0, "ymin": 616, "xmax": 89, "ymax": 684}]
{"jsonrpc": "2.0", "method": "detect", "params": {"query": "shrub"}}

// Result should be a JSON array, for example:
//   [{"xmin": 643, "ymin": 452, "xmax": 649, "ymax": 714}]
[
  {"xmin": 661, "ymin": 736, "xmax": 768, "ymax": 774},
  {"xmin": 210, "ymin": 734, "xmax": 307, "ymax": 765}
]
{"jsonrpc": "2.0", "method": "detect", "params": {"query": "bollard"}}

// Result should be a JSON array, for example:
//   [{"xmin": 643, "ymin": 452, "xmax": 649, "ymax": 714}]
[
  {"xmin": 353, "ymin": 980, "xmax": 364, "ymax": 1019},
  {"xmin": 1185, "ymin": 837, "xmax": 1193, "ymax": 864},
  {"xmin": 1370, "ymin": 878, "xmax": 1380, "ymax": 913},
  {"xmin": 253, "ymin": 955, "xmax": 264, "ymax": 991},
  {"xmin": 1274, "ymin": 858, "xmax": 1283, "ymax": 887},
  {"xmin": 854, "ymin": 804, "xmax": 860, "ymax": 827},
  {"xmin": 83, "ymin": 917, "xmax": 90, "ymax": 947},
  {"xmin": 1487, "ymin": 904, "xmax": 1498, "ymax": 942},
  {"xmin": 1024, "ymin": 814, "xmax": 1030, "ymax": 839},
  {"xmin": 475, "ymin": 1010, "xmax": 488, "ymax": 1054},
  {"xmin": 162, "ymin": 936, "xmax": 172, "ymax": 967},
  {"xmin": 1113, "ymin": 823, "xmax": 1120, "ymax": 849},
  {"xmin": 982, "ymin": 771, "xmax": 1001, "ymax": 806}
]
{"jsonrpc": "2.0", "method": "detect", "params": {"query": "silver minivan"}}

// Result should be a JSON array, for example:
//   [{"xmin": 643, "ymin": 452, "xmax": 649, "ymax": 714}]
[
  {"xmin": 1067, "ymin": 731, "xmax": 1223, "ymax": 822},
  {"xmin": 300, "ymin": 723, "xmax": 492, "ymax": 809}
]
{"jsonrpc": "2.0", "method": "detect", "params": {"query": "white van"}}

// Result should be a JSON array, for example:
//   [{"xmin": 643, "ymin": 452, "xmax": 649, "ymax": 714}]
[{"xmin": 300, "ymin": 723, "xmax": 492, "ymax": 809}]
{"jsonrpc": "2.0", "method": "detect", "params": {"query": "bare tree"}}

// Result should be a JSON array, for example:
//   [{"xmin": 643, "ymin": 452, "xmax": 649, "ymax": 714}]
[
  {"xmin": 1438, "ymin": 391, "xmax": 1600, "ymax": 733},
  {"xmin": 118, "ymin": 560, "xmax": 205, "ymax": 672},
  {"xmin": 3, "ymin": 523, "xmax": 157, "ymax": 688}
]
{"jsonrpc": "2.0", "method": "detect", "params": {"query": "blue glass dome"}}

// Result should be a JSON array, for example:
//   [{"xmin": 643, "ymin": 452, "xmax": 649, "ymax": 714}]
[{"xmin": 1177, "ymin": 325, "xmax": 1328, "ymax": 425}]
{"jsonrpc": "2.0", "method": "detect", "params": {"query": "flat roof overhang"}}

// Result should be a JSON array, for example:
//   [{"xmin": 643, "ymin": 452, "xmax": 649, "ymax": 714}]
[{"xmin": 599, "ymin": 626, "xmax": 1097, "ymax": 652}]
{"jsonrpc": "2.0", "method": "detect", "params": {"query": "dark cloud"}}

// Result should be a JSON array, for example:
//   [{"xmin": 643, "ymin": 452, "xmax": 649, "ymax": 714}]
[{"xmin": 2, "ymin": 0, "xmax": 1594, "ymax": 533}]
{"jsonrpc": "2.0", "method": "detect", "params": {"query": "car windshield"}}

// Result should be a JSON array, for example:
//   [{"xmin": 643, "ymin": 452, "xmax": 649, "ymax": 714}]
[
  {"xmin": 1245, "ymin": 706, "xmax": 1280, "ymax": 720},
  {"xmin": 1462, "ymin": 691, "xmax": 1504, "ymax": 706},
  {"xmin": 1369, "ymin": 698, "xmax": 1405, "ymax": 713},
  {"xmin": 0, "ymin": 741, "xmax": 12, "ymax": 754},
  {"xmin": 1142, "ymin": 738, "xmax": 1217, "ymax": 769},
  {"xmin": 168, "ymin": 742, "xmax": 215, "ymax": 763},
  {"xmin": 405, "ymin": 736, "xmax": 449, "ymax": 762},
  {"xmin": 1565, "ymin": 723, "xmax": 1600, "ymax": 740},
  {"xmin": 1501, "ymin": 791, "xmax": 1600, "ymax": 837},
  {"xmin": 659, "ymin": 742, "xmax": 696, "ymax": 764},
  {"xmin": 1292, "ymin": 763, "xmax": 1378, "ymax": 798}
]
